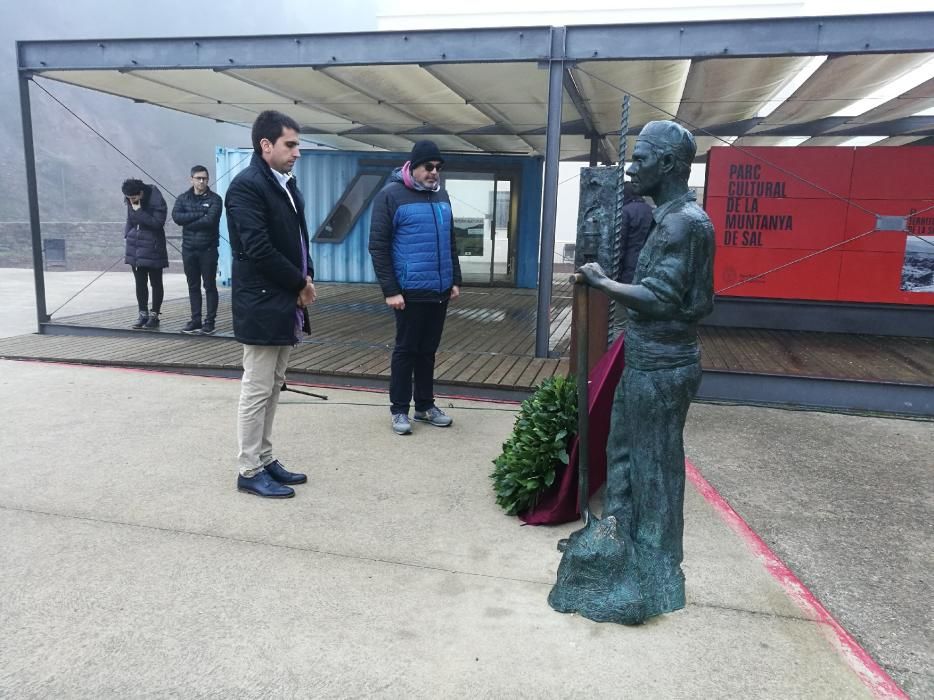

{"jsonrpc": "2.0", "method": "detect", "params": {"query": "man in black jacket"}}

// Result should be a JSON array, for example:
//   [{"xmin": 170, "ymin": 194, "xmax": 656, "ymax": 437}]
[
  {"xmin": 172, "ymin": 165, "xmax": 223, "ymax": 334},
  {"xmin": 617, "ymin": 181, "xmax": 654, "ymax": 284},
  {"xmin": 225, "ymin": 111, "xmax": 316, "ymax": 499}
]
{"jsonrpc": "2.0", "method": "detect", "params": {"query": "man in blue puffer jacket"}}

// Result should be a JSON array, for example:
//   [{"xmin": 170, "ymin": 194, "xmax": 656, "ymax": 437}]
[{"xmin": 369, "ymin": 140, "xmax": 462, "ymax": 435}]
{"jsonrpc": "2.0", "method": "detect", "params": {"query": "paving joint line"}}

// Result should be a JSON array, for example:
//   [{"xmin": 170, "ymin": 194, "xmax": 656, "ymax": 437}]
[
  {"xmin": 0, "ymin": 502, "xmax": 549, "ymax": 587},
  {"xmin": 3, "ymin": 502, "xmax": 822, "ymax": 625}
]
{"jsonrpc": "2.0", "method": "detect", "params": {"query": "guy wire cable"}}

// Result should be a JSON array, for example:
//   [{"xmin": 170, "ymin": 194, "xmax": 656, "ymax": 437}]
[{"xmin": 29, "ymin": 77, "xmax": 251, "ymax": 314}]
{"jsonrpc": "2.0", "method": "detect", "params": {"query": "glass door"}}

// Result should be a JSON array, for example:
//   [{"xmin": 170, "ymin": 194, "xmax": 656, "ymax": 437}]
[{"xmin": 444, "ymin": 171, "xmax": 516, "ymax": 286}]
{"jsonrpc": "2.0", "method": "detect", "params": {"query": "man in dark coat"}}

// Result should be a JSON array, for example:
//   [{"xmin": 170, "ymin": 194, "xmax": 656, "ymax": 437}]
[
  {"xmin": 122, "ymin": 178, "xmax": 168, "ymax": 330},
  {"xmin": 225, "ymin": 110, "xmax": 316, "ymax": 499},
  {"xmin": 172, "ymin": 165, "xmax": 223, "ymax": 334},
  {"xmin": 617, "ymin": 181, "xmax": 654, "ymax": 284},
  {"xmin": 368, "ymin": 140, "xmax": 462, "ymax": 436}
]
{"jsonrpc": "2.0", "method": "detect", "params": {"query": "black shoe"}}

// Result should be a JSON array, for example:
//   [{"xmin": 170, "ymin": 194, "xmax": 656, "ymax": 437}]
[
  {"xmin": 143, "ymin": 312, "xmax": 160, "ymax": 330},
  {"xmin": 131, "ymin": 311, "xmax": 149, "ymax": 329},
  {"xmin": 264, "ymin": 460, "xmax": 307, "ymax": 485},
  {"xmin": 181, "ymin": 319, "xmax": 202, "ymax": 334},
  {"xmin": 201, "ymin": 321, "xmax": 216, "ymax": 335},
  {"xmin": 237, "ymin": 470, "xmax": 295, "ymax": 498}
]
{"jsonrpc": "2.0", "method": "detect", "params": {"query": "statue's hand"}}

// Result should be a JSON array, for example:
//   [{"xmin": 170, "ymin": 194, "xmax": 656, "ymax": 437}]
[{"xmin": 577, "ymin": 262, "xmax": 607, "ymax": 287}]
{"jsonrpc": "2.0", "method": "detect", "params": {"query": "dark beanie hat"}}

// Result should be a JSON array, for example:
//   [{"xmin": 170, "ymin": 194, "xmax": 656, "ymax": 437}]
[{"xmin": 409, "ymin": 140, "xmax": 444, "ymax": 168}]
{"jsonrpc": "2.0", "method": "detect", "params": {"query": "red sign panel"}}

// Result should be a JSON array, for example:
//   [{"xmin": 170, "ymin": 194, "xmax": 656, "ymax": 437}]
[{"xmin": 706, "ymin": 146, "xmax": 934, "ymax": 306}]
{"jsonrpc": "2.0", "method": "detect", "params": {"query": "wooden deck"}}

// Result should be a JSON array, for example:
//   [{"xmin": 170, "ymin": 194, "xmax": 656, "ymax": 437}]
[
  {"xmin": 11, "ymin": 281, "xmax": 573, "ymax": 392},
  {"xmin": 49, "ymin": 280, "xmax": 574, "ymax": 358},
  {"xmin": 1, "ymin": 278, "xmax": 930, "ymax": 407},
  {"xmin": 698, "ymin": 327, "xmax": 934, "ymax": 386}
]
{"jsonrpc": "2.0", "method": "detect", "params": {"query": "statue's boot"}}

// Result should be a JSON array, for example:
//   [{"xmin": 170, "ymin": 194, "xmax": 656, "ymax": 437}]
[
  {"xmin": 640, "ymin": 565, "xmax": 686, "ymax": 619},
  {"xmin": 548, "ymin": 515, "xmax": 646, "ymax": 625}
]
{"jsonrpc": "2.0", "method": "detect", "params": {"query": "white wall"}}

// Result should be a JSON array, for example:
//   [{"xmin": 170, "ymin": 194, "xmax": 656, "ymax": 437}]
[{"xmin": 377, "ymin": 0, "xmax": 931, "ymax": 30}]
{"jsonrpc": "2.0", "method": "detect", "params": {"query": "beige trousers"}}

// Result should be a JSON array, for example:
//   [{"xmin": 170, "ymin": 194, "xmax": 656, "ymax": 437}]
[{"xmin": 237, "ymin": 344, "xmax": 292, "ymax": 477}]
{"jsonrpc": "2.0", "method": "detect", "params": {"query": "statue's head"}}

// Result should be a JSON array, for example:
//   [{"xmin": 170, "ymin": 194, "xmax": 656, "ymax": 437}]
[{"xmin": 626, "ymin": 120, "xmax": 695, "ymax": 196}]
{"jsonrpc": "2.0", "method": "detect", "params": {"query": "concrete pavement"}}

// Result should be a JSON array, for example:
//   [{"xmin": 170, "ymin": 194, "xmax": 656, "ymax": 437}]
[
  {"xmin": 0, "ymin": 268, "xmax": 189, "ymax": 338},
  {"xmin": 685, "ymin": 402, "xmax": 933, "ymax": 697},
  {"xmin": 0, "ymin": 360, "xmax": 880, "ymax": 698}
]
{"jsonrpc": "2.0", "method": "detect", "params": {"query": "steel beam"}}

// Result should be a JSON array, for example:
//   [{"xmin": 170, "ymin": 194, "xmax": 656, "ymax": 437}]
[
  {"xmin": 17, "ymin": 28, "xmax": 553, "ymax": 71},
  {"xmin": 18, "ymin": 75, "xmax": 49, "ymax": 331},
  {"xmin": 688, "ymin": 117, "xmax": 763, "ymax": 136},
  {"xmin": 752, "ymin": 116, "xmax": 851, "ymax": 137},
  {"xmin": 18, "ymin": 14, "xmax": 934, "ymax": 73},
  {"xmin": 564, "ymin": 12, "xmax": 934, "ymax": 60},
  {"xmin": 824, "ymin": 115, "xmax": 934, "ymax": 137},
  {"xmin": 563, "ymin": 67, "xmax": 613, "ymax": 163},
  {"xmin": 535, "ymin": 27, "xmax": 566, "ymax": 359}
]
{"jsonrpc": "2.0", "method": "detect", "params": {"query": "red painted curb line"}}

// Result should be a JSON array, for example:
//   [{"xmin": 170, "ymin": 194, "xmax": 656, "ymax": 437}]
[{"xmin": 685, "ymin": 460, "xmax": 907, "ymax": 700}]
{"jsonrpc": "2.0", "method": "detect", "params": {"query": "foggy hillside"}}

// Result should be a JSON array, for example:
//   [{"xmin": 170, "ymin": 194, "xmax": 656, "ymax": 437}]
[{"xmin": 0, "ymin": 0, "xmax": 377, "ymax": 226}]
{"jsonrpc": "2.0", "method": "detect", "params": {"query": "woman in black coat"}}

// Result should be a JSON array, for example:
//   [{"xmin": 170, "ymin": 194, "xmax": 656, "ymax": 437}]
[{"xmin": 122, "ymin": 178, "xmax": 168, "ymax": 329}]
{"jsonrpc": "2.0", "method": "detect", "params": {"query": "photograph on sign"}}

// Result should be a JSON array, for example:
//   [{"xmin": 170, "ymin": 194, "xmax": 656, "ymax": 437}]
[{"xmin": 901, "ymin": 236, "xmax": 934, "ymax": 293}]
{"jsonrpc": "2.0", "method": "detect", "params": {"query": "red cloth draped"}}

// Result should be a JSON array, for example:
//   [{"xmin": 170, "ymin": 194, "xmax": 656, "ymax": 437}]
[{"xmin": 519, "ymin": 334, "xmax": 626, "ymax": 525}]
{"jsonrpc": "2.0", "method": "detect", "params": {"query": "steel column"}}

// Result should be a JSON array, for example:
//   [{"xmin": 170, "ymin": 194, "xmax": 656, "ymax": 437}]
[
  {"xmin": 18, "ymin": 74, "xmax": 49, "ymax": 331},
  {"xmin": 588, "ymin": 134, "xmax": 599, "ymax": 166},
  {"xmin": 535, "ymin": 27, "xmax": 566, "ymax": 358}
]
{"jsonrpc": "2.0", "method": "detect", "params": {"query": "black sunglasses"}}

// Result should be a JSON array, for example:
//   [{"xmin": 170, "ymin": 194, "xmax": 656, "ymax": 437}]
[{"xmin": 422, "ymin": 162, "xmax": 443, "ymax": 173}]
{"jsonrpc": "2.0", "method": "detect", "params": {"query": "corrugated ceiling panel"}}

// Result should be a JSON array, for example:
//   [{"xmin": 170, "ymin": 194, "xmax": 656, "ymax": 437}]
[
  {"xmin": 127, "ymin": 69, "xmax": 359, "ymax": 131},
  {"xmin": 523, "ymin": 135, "xmax": 591, "ymax": 160},
  {"xmin": 40, "ymin": 71, "xmax": 262, "ymax": 125},
  {"xmin": 224, "ymin": 67, "xmax": 425, "ymax": 133},
  {"xmin": 677, "ymin": 57, "xmax": 814, "ymax": 128},
  {"xmin": 753, "ymin": 53, "xmax": 934, "ymax": 129},
  {"xmin": 839, "ymin": 77, "xmax": 934, "ymax": 125},
  {"xmin": 226, "ymin": 67, "xmax": 373, "ymax": 104},
  {"xmin": 733, "ymin": 136, "xmax": 802, "ymax": 148},
  {"xmin": 873, "ymin": 136, "xmax": 926, "ymax": 146},
  {"xmin": 42, "ymin": 70, "xmax": 206, "ymax": 104},
  {"xmin": 799, "ymin": 137, "xmax": 859, "ymax": 146},
  {"xmin": 425, "ymin": 63, "xmax": 580, "ymax": 135},
  {"xmin": 319, "ymin": 64, "xmax": 494, "ymax": 132},
  {"xmin": 692, "ymin": 136, "xmax": 720, "ymax": 159},
  {"xmin": 427, "ymin": 135, "xmax": 484, "ymax": 152},
  {"xmin": 571, "ymin": 61, "xmax": 690, "ymax": 134},
  {"xmin": 128, "ymin": 69, "xmax": 286, "ymax": 104},
  {"xmin": 461, "ymin": 135, "xmax": 536, "ymax": 154},
  {"xmin": 339, "ymin": 134, "xmax": 413, "ymax": 151}
]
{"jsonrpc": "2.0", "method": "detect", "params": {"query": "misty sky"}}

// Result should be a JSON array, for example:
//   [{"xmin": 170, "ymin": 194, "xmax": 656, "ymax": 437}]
[{"xmin": 0, "ymin": 0, "xmax": 380, "ymax": 221}]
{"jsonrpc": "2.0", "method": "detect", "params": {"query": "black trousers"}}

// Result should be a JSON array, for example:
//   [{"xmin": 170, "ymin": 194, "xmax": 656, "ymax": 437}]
[
  {"xmin": 182, "ymin": 246, "xmax": 219, "ymax": 323},
  {"xmin": 390, "ymin": 300, "xmax": 448, "ymax": 414},
  {"xmin": 132, "ymin": 266, "xmax": 164, "ymax": 313}
]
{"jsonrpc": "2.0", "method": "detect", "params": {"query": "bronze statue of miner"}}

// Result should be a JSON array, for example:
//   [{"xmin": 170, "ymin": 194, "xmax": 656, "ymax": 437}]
[{"xmin": 548, "ymin": 120, "xmax": 715, "ymax": 624}]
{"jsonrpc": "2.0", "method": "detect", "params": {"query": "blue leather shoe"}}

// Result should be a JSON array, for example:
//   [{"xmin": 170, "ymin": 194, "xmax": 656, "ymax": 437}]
[
  {"xmin": 264, "ymin": 460, "xmax": 307, "ymax": 485},
  {"xmin": 237, "ymin": 470, "xmax": 295, "ymax": 498}
]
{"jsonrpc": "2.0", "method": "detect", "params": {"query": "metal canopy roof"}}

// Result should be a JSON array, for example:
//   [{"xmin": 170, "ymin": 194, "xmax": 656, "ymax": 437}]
[
  {"xmin": 15, "ymin": 12, "xmax": 934, "ymax": 355},
  {"xmin": 17, "ymin": 12, "xmax": 934, "ymax": 161}
]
